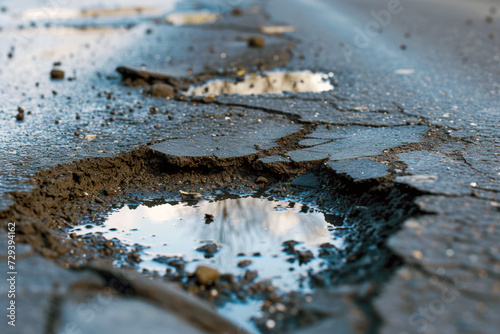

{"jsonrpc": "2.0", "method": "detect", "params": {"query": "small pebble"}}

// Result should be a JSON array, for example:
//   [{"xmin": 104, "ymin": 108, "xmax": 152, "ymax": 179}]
[
  {"xmin": 150, "ymin": 83, "xmax": 175, "ymax": 98},
  {"xmin": 50, "ymin": 69, "xmax": 65, "ymax": 80},
  {"xmin": 195, "ymin": 265, "xmax": 220, "ymax": 285},
  {"xmin": 256, "ymin": 176, "xmax": 268, "ymax": 184},
  {"xmin": 266, "ymin": 319, "xmax": 276, "ymax": 329},
  {"xmin": 412, "ymin": 250, "xmax": 423, "ymax": 259},
  {"xmin": 248, "ymin": 36, "xmax": 265, "ymax": 48},
  {"xmin": 231, "ymin": 8, "xmax": 243, "ymax": 16},
  {"xmin": 238, "ymin": 260, "xmax": 252, "ymax": 268}
]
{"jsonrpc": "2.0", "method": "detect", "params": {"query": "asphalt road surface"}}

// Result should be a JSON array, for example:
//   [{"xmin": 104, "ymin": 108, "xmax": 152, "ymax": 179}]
[{"xmin": 0, "ymin": 0, "xmax": 499, "ymax": 333}]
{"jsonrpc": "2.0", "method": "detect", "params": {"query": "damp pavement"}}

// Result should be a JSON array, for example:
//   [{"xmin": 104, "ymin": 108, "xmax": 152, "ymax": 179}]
[{"xmin": 1, "ymin": 0, "xmax": 499, "ymax": 333}]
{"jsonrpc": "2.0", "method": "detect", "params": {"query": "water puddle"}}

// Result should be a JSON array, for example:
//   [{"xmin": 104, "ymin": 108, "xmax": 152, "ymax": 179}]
[
  {"xmin": 71, "ymin": 196, "xmax": 345, "ymax": 332},
  {"xmin": 4, "ymin": 1, "xmax": 181, "ymax": 31},
  {"xmin": 220, "ymin": 299, "xmax": 263, "ymax": 333},
  {"xmin": 16, "ymin": 0, "xmax": 181, "ymax": 19},
  {"xmin": 20, "ymin": 7, "xmax": 160, "ymax": 20},
  {"xmin": 72, "ymin": 197, "xmax": 344, "ymax": 290},
  {"xmin": 394, "ymin": 68, "xmax": 415, "ymax": 75},
  {"xmin": 259, "ymin": 25, "xmax": 296, "ymax": 35},
  {"xmin": 186, "ymin": 71, "xmax": 334, "ymax": 96},
  {"xmin": 165, "ymin": 11, "xmax": 220, "ymax": 26}
]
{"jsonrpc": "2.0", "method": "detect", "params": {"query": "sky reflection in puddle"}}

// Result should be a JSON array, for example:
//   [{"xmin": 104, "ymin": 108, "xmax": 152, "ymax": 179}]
[{"xmin": 73, "ymin": 197, "xmax": 345, "ymax": 291}]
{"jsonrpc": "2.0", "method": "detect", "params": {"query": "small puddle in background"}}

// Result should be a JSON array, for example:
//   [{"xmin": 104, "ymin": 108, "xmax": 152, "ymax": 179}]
[
  {"xmin": 3, "ymin": 0, "xmax": 181, "ymax": 31},
  {"xmin": 165, "ymin": 11, "xmax": 220, "ymax": 26},
  {"xmin": 20, "ymin": 7, "xmax": 160, "ymax": 20},
  {"xmin": 187, "ymin": 71, "xmax": 334, "ymax": 96},
  {"xmin": 71, "ymin": 196, "xmax": 345, "ymax": 332}
]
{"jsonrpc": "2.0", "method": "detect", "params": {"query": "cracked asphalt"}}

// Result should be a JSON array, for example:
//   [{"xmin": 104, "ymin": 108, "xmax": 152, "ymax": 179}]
[{"xmin": 1, "ymin": 0, "xmax": 499, "ymax": 333}]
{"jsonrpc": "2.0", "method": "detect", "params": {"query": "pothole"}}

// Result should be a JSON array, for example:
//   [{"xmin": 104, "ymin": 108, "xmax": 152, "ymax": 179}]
[
  {"xmin": 186, "ymin": 71, "xmax": 334, "ymax": 96},
  {"xmin": 4, "ymin": 146, "xmax": 419, "ymax": 333},
  {"xmin": 70, "ymin": 194, "xmax": 347, "ymax": 332}
]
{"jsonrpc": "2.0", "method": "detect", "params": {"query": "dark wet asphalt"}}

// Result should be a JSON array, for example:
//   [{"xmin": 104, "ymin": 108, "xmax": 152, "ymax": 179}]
[
  {"xmin": 274, "ymin": 0, "xmax": 499, "ymax": 104},
  {"xmin": 1, "ymin": 0, "xmax": 498, "ymax": 204}
]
